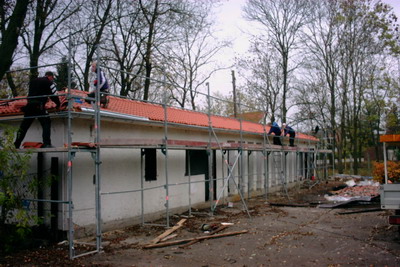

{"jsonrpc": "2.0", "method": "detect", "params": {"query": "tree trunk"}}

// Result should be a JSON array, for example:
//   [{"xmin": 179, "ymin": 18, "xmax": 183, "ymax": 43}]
[
  {"xmin": 0, "ymin": 0, "xmax": 29, "ymax": 80},
  {"xmin": 83, "ymin": 0, "xmax": 113, "ymax": 92},
  {"xmin": 141, "ymin": 0, "xmax": 159, "ymax": 101},
  {"xmin": 6, "ymin": 73, "xmax": 17, "ymax": 97},
  {"xmin": 29, "ymin": 0, "xmax": 46, "ymax": 80},
  {"xmin": 281, "ymin": 50, "xmax": 288, "ymax": 123}
]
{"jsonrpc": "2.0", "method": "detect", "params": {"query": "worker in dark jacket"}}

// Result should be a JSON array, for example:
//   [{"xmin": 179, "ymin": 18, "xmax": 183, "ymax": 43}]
[
  {"xmin": 268, "ymin": 122, "xmax": 282, "ymax": 145},
  {"xmin": 282, "ymin": 123, "xmax": 296, "ymax": 147},
  {"xmin": 14, "ymin": 71, "xmax": 60, "ymax": 148}
]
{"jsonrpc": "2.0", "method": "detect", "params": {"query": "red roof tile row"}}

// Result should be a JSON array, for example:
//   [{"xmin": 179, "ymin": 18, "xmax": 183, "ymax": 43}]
[{"xmin": 0, "ymin": 89, "xmax": 318, "ymax": 142}]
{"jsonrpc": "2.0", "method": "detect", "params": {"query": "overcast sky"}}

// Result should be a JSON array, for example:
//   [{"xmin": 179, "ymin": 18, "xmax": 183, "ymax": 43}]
[{"xmin": 208, "ymin": 0, "xmax": 400, "ymax": 96}]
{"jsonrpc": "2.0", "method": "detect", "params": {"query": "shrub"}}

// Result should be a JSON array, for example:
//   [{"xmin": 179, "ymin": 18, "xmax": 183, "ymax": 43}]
[
  {"xmin": 0, "ymin": 124, "xmax": 39, "ymax": 253},
  {"xmin": 373, "ymin": 161, "xmax": 400, "ymax": 183}
]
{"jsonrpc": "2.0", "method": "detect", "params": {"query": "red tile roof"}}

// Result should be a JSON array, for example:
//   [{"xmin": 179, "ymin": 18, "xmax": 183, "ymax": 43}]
[{"xmin": 0, "ymin": 89, "xmax": 318, "ymax": 142}]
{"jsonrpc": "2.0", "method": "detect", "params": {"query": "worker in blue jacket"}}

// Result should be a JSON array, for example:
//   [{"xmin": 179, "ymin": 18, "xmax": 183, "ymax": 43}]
[
  {"xmin": 268, "ymin": 122, "xmax": 282, "ymax": 146},
  {"xmin": 282, "ymin": 123, "xmax": 296, "ymax": 146}
]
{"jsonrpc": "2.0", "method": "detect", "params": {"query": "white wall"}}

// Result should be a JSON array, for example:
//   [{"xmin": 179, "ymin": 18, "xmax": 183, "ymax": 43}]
[{"xmin": 2, "ymin": 116, "xmax": 316, "ymax": 231}]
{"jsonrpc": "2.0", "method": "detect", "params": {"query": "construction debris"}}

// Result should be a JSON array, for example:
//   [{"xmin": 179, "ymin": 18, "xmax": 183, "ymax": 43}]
[
  {"xmin": 331, "ymin": 174, "xmax": 373, "ymax": 181},
  {"xmin": 318, "ymin": 197, "xmax": 375, "ymax": 208},
  {"xmin": 143, "ymin": 230, "xmax": 248, "ymax": 249},
  {"xmin": 323, "ymin": 179, "xmax": 380, "ymax": 202},
  {"xmin": 314, "ymin": 178, "xmax": 380, "ymax": 209}
]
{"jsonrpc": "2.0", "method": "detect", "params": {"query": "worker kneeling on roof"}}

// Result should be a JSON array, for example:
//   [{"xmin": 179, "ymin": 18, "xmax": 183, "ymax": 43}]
[
  {"xmin": 282, "ymin": 123, "xmax": 296, "ymax": 147},
  {"xmin": 268, "ymin": 122, "xmax": 282, "ymax": 146}
]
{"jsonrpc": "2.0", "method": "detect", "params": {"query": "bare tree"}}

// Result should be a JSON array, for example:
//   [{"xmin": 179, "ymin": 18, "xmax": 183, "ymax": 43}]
[
  {"xmin": 160, "ymin": 1, "xmax": 230, "ymax": 110},
  {"xmin": 20, "ymin": 0, "xmax": 80, "ymax": 80},
  {"xmin": 243, "ymin": 0, "xmax": 311, "ymax": 123},
  {"xmin": 139, "ymin": 0, "xmax": 176, "ymax": 101},
  {"xmin": 0, "ymin": 0, "xmax": 29, "ymax": 87},
  {"xmin": 299, "ymin": 0, "xmax": 341, "ymax": 167},
  {"xmin": 335, "ymin": 0, "xmax": 399, "ymax": 173},
  {"xmin": 102, "ymin": 0, "xmax": 145, "ymax": 97},
  {"xmin": 138, "ymin": 0, "xmax": 209, "ymax": 102},
  {"xmin": 54, "ymin": 0, "xmax": 221, "ymax": 102},
  {"xmin": 237, "ymin": 42, "xmax": 282, "ymax": 122},
  {"xmin": 56, "ymin": 0, "xmax": 113, "ymax": 92},
  {"xmin": 297, "ymin": 0, "xmax": 400, "ymax": 173},
  {"xmin": 293, "ymin": 71, "xmax": 331, "ymax": 132},
  {"xmin": 82, "ymin": 0, "xmax": 113, "ymax": 92},
  {"xmin": 363, "ymin": 66, "xmax": 394, "ymax": 161}
]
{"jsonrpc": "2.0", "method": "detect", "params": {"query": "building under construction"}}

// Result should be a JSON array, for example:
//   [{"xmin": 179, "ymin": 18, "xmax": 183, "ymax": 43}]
[{"xmin": 0, "ymin": 64, "xmax": 333, "ymax": 258}]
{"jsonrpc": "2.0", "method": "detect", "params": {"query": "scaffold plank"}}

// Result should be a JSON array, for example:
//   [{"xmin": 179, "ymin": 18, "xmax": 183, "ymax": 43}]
[{"xmin": 10, "ymin": 138, "xmax": 327, "ymax": 153}]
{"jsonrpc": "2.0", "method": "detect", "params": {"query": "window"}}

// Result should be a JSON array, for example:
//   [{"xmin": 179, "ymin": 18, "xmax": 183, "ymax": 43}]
[
  {"xmin": 185, "ymin": 150, "xmax": 208, "ymax": 176},
  {"xmin": 143, "ymin": 148, "xmax": 157, "ymax": 181}
]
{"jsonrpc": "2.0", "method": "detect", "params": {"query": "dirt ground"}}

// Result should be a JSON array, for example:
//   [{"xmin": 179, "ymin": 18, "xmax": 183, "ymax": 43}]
[{"xmin": 2, "ymin": 178, "xmax": 400, "ymax": 267}]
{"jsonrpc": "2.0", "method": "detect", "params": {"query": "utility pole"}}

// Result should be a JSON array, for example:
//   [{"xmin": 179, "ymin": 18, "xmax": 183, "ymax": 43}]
[{"xmin": 231, "ymin": 70, "xmax": 237, "ymax": 118}]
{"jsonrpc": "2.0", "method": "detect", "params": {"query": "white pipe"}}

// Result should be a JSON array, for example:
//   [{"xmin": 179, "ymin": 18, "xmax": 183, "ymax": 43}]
[{"xmin": 81, "ymin": 107, "xmax": 149, "ymax": 121}]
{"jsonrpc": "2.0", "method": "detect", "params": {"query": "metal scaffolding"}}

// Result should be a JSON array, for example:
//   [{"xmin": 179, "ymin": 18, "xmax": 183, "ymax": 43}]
[{"xmin": 0, "ymin": 42, "xmax": 334, "ymax": 259}]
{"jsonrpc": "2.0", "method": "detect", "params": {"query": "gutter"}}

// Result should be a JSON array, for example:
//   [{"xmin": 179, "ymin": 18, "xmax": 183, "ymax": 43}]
[{"xmin": 80, "ymin": 107, "xmax": 149, "ymax": 121}]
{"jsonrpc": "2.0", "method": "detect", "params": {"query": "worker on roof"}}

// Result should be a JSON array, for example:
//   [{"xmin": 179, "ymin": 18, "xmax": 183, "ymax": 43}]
[
  {"xmin": 86, "ymin": 61, "xmax": 109, "ymax": 108},
  {"xmin": 14, "ymin": 71, "xmax": 60, "ymax": 149},
  {"xmin": 282, "ymin": 123, "xmax": 296, "ymax": 147},
  {"xmin": 267, "ymin": 122, "xmax": 282, "ymax": 146}
]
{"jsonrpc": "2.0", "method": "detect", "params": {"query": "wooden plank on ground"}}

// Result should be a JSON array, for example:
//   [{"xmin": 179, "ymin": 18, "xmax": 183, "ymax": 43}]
[
  {"xmin": 178, "ymin": 225, "xmax": 228, "ymax": 249},
  {"xmin": 160, "ymin": 233, "xmax": 178, "ymax": 242},
  {"xmin": 149, "ymin": 219, "xmax": 186, "ymax": 244},
  {"xmin": 143, "ymin": 230, "xmax": 248, "ymax": 249}
]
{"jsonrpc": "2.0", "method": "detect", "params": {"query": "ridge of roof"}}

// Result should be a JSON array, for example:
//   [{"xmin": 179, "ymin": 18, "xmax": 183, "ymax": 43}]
[{"xmin": 0, "ymin": 89, "xmax": 318, "ymax": 142}]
